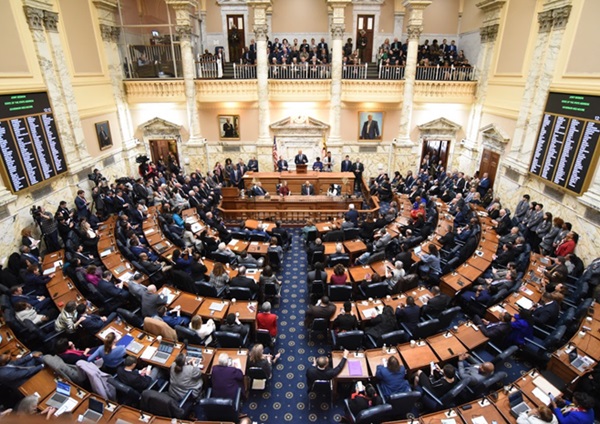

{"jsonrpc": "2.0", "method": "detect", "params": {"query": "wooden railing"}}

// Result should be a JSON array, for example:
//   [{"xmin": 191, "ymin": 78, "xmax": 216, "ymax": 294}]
[
  {"xmin": 378, "ymin": 65, "xmax": 405, "ymax": 80},
  {"xmin": 416, "ymin": 65, "xmax": 476, "ymax": 81},
  {"xmin": 268, "ymin": 63, "xmax": 331, "ymax": 79},
  {"xmin": 196, "ymin": 59, "xmax": 220, "ymax": 79},
  {"xmin": 342, "ymin": 64, "xmax": 368, "ymax": 79},
  {"xmin": 233, "ymin": 63, "xmax": 257, "ymax": 79}
]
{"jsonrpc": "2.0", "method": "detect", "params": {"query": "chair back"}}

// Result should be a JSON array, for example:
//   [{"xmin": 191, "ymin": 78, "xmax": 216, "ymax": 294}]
[
  {"xmin": 364, "ymin": 282, "xmax": 389, "ymax": 299},
  {"xmin": 310, "ymin": 251, "xmax": 326, "ymax": 265},
  {"xmin": 355, "ymin": 403, "xmax": 393, "ymax": 424},
  {"xmin": 436, "ymin": 306, "xmax": 462, "ymax": 330},
  {"xmin": 214, "ymin": 331, "xmax": 244, "ymax": 348},
  {"xmin": 329, "ymin": 256, "xmax": 350, "ymax": 268},
  {"xmin": 198, "ymin": 397, "xmax": 238, "ymax": 422},
  {"xmin": 380, "ymin": 330, "xmax": 407, "ymax": 346},
  {"xmin": 388, "ymin": 391, "xmax": 420, "ymax": 419},
  {"xmin": 263, "ymin": 282, "xmax": 279, "ymax": 296},
  {"xmin": 310, "ymin": 280, "xmax": 325, "ymax": 298},
  {"xmin": 323, "ymin": 230, "xmax": 344, "ymax": 243},
  {"xmin": 491, "ymin": 345, "xmax": 519, "ymax": 366},
  {"xmin": 367, "ymin": 251, "xmax": 386, "ymax": 264},
  {"xmin": 247, "ymin": 366, "xmax": 269, "ymax": 390},
  {"xmin": 335, "ymin": 330, "xmax": 364, "ymax": 350},
  {"xmin": 474, "ymin": 371, "xmax": 507, "ymax": 395},
  {"xmin": 175, "ymin": 325, "xmax": 204, "ymax": 346},
  {"xmin": 255, "ymin": 329, "xmax": 273, "ymax": 347},
  {"xmin": 228, "ymin": 286, "xmax": 253, "ymax": 300},
  {"xmin": 212, "ymin": 252, "xmax": 234, "ymax": 265},
  {"xmin": 116, "ymin": 308, "xmax": 144, "ymax": 328},
  {"xmin": 412, "ymin": 318, "xmax": 440, "ymax": 339},
  {"xmin": 108, "ymin": 377, "xmax": 141, "ymax": 407},
  {"xmin": 328, "ymin": 284, "xmax": 353, "ymax": 301},
  {"xmin": 305, "ymin": 229, "xmax": 318, "ymax": 244},
  {"xmin": 343, "ymin": 228, "xmax": 360, "ymax": 241},
  {"xmin": 195, "ymin": 281, "xmax": 219, "ymax": 297},
  {"xmin": 267, "ymin": 251, "xmax": 282, "ymax": 270},
  {"xmin": 310, "ymin": 379, "xmax": 332, "ymax": 395},
  {"xmin": 439, "ymin": 378, "xmax": 469, "ymax": 407},
  {"xmin": 310, "ymin": 317, "xmax": 329, "ymax": 332}
]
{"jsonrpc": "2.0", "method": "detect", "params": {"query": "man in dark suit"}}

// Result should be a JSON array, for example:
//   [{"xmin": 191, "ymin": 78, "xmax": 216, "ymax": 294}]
[
  {"xmin": 220, "ymin": 313, "xmax": 249, "ymax": 339},
  {"xmin": 360, "ymin": 114, "xmax": 380, "ymax": 139},
  {"xmin": 341, "ymin": 155, "xmax": 352, "ymax": 172},
  {"xmin": 0, "ymin": 352, "xmax": 44, "ymax": 387},
  {"xmin": 395, "ymin": 296, "xmax": 421, "ymax": 333},
  {"xmin": 332, "ymin": 301, "xmax": 358, "ymax": 332},
  {"xmin": 251, "ymin": 182, "xmax": 268, "ymax": 197},
  {"xmin": 229, "ymin": 267, "xmax": 259, "ymax": 296},
  {"xmin": 117, "ymin": 356, "xmax": 156, "ymax": 392},
  {"xmin": 352, "ymin": 159, "xmax": 364, "ymax": 191},
  {"xmin": 294, "ymin": 150, "xmax": 308, "ymax": 165},
  {"xmin": 325, "ymin": 244, "xmax": 350, "ymax": 267},
  {"xmin": 421, "ymin": 286, "xmax": 451, "ymax": 317},
  {"xmin": 304, "ymin": 296, "xmax": 336, "ymax": 326},
  {"xmin": 248, "ymin": 156, "xmax": 259, "ymax": 172},
  {"xmin": 307, "ymin": 238, "xmax": 325, "ymax": 262},
  {"xmin": 473, "ymin": 312, "xmax": 512, "ymax": 339},
  {"xmin": 277, "ymin": 157, "xmax": 289, "ymax": 172},
  {"xmin": 97, "ymin": 270, "xmax": 130, "ymax": 302},
  {"xmin": 10, "ymin": 285, "xmax": 54, "ymax": 316},
  {"xmin": 532, "ymin": 292, "xmax": 560, "ymax": 326},
  {"xmin": 494, "ymin": 209, "xmax": 512, "ymax": 236},
  {"xmin": 317, "ymin": 38, "xmax": 328, "ymax": 56},
  {"xmin": 140, "ymin": 284, "xmax": 167, "ymax": 318},
  {"xmin": 301, "ymin": 181, "xmax": 315, "ymax": 195},
  {"xmin": 272, "ymin": 220, "xmax": 291, "ymax": 250},
  {"xmin": 477, "ymin": 172, "xmax": 491, "ymax": 197},
  {"xmin": 306, "ymin": 349, "xmax": 348, "ymax": 390},
  {"xmin": 345, "ymin": 204, "xmax": 359, "ymax": 225},
  {"xmin": 75, "ymin": 189, "xmax": 90, "ymax": 220}
]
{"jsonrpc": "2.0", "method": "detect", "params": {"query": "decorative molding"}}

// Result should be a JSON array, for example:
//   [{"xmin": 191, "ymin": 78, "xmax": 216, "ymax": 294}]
[
  {"xmin": 99, "ymin": 24, "xmax": 120, "ymax": 42},
  {"xmin": 414, "ymin": 81, "xmax": 477, "ymax": 102},
  {"xmin": 406, "ymin": 25, "xmax": 422, "ymax": 40},
  {"xmin": 139, "ymin": 117, "xmax": 182, "ymax": 139},
  {"xmin": 551, "ymin": 5, "xmax": 571, "ymax": 30},
  {"xmin": 479, "ymin": 123, "xmax": 509, "ymax": 153},
  {"xmin": 352, "ymin": 0, "xmax": 384, "ymax": 4},
  {"xmin": 23, "ymin": 6, "xmax": 44, "ymax": 31},
  {"xmin": 196, "ymin": 80, "xmax": 258, "ymax": 102},
  {"xmin": 479, "ymin": 24, "xmax": 499, "ymax": 43},
  {"xmin": 269, "ymin": 80, "xmax": 331, "ymax": 102},
  {"xmin": 254, "ymin": 24, "xmax": 269, "ymax": 41},
  {"xmin": 342, "ymin": 80, "xmax": 403, "ymax": 102},
  {"xmin": 124, "ymin": 80, "xmax": 186, "ymax": 103},
  {"xmin": 331, "ymin": 25, "xmax": 345, "ymax": 39},
  {"xmin": 417, "ymin": 117, "xmax": 461, "ymax": 138},
  {"xmin": 538, "ymin": 10, "xmax": 554, "ymax": 33},
  {"xmin": 43, "ymin": 10, "xmax": 59, "ymax": 32},
  {"xmin": 175, "ymin": 25, "xmax": 193, "ymax": 41}
]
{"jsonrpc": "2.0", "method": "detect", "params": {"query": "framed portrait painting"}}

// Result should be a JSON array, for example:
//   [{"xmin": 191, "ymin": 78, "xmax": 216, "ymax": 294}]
[
  {"xmin": 218, "ymin": 114, "xmax": 240, "ymax": 140},
  {"xmin": 95, "ymin": 121, "xmax": 113, "ymax": 150},
  {"xmin": 358, "ymin": 111, "xmax": 383, "ymax": 140}
]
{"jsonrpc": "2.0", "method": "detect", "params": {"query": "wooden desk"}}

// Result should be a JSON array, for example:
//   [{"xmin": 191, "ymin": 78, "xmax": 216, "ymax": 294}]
[
  {"xmin": 491, "ymin": 390, "xmax": 537, "ymax": 424},
  {"xmin": 242, "ymin": 171, "xmax": 355, "ymax": 195},
  {"xmin": 227, "ymin": 300, "xmax": 258, "ymax": 323},
  {"xmin": 568, "ymin": 329, "xmax": 600, "ymax": 360},
  {"xmin": 440, "ymin": 272, "xmax": 473, "ymax": 297},
  {"xmin": 107, "ymin": 405, "xmax": 151, "ymax": 424},
  {"xmin": 453, "ymin": 323, "xmax": 489, "ymax": 350},
  {"xmin": 228, "ymin": 239, "xmax": 249, "ymax": 254},
  {"xmin": 514, "ymin": 371, "xmax": 562, "ymax": 408},
  {"xmin": 398, "ymin": 341, "xmax": 438, "ymax": 372},
  {"xmin": 370, "ymin": 260, "xmax": 394, "ymax": 278},
  {"xmin": 457, "ymin": 398, "xmax": 508, "ymax": 424},
  {"xmin": 316, "ymin": 221, "xmax": 338, "ymax": 233},
  {"xmin": 247, "ymin": 241, "xmax": 270, "ymax": 256},
  {"xmin": 454, "ymin": 263, "xmax": 483, "ymax": 283},
  {"xmin": 72, "ymin": 396, "xmax": 119, "ymax": 424},
  {"xmin": 382, "ymin": 294, "xmax": 407, "ymax": 311},
  {"xmin": 170, "ymin": 292, "xmax": 204, "ymax": 316},
  {"xmin": 208, "ymin": 348, "xmax": 249, "ymax": 375},
  {"xmin": 331, "ymin": 301, "xmax": 359, "ymax": 323},
  {"xmin": 19, "ymin": 367, "xmax": 57, "ymax": 399},
  {"xmin": 324, "ymin": 242, "xmax": 342, "ymax": 255},
  {"xmin": 420, "ymin": 408, "xmax": 465, "ymax": 424},
  {"xmin": 332, "ymin": 350, "xmax": 369, "ymax": 398},
  {"xmin": 344, "ymin": 240, "xmax": 368, "ymax": 261},
  {"xmin": 426, "ymin": 332, "xmax": 468, "ymax": 362},
  {"xmin": 466, "ymin": 253, "xmax": 492, "ymax": 272},
  {"xmin": 364, "ymin": 347, "xmax": 402, "ymax": 376},
  {"xmin": 356, "ymin": 299, "xmax": 384, "ymax": 321},
  {"xmin": 349, "ymin": 265, "xmax": 374, "ymax": 283},
  {"xmin": 96, "ymin": 321, "xmax": 154, "ymax": 360},
  {"xmin": 197, "ymin": 297, "xmax": 231, "ymax": 322},
  {"xmin": 548, "ymin": 346, "xmax": 597, "ymax": 384},
  {"xmin": 406, "ymin": 288, "xmax": 434, "ymax": 308},
  {"xmin": 583, "ymin": 318, "xmax": 600, "ymax": 340},
  {"xmin": 242, "ymin": 219, "xmax": 276, "ymax": 233},
  {"xmin": 486, "ymin": 303, "xmax": 520, "ymax": 323}
]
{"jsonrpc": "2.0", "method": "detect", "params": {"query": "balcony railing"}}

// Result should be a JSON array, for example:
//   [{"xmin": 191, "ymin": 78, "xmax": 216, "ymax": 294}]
[
  {"xmin": 196, "ymin": 59, "xmax": 221, "ymax": 79},
  {"xmin": 233, "ymin": 64, "xmax": 257, "ymax": 79},
  {"xmin": 342, "ymin": 64, "xmax": 368, "ymax": 79},
  {"xmin": 378, "ymin": 65, "xmax": 405, "ymax": 80},
  {"xmin": 416, "ymin": 65, "xmax": 476, "ymax": 81},
  {"xmin": 268, "ymin": 64, "xmax": 331, "ymax": 79}
]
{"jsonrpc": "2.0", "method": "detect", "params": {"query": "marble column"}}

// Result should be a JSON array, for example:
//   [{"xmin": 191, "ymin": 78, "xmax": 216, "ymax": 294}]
[
  {"xmin": 22, "ymin": 4, "xmax": 93, "ymax": 172},
  {"xmin": 504, "ymin": 2, "xmax": 572, "ymax": 176},
  {"xmin": 248, "ymin": 0, "xmax": 272, "ymax": 171},
  {"xmin": 459, "ymin": 0, "xmax": 506, "ymax": 174},
  {"xmin": 393, "ymin": 0, "xmax": 431, "ymax": 173},
  {"xmin": 327, "ymin": 0, "xmax": 351, "ymax": 148},
  {"xmin": 166, "ymin": 0, "xmax": 206, "ymax": 172}
]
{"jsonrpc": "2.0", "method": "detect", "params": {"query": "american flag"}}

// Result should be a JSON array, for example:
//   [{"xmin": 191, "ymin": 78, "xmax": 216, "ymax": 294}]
[{"xmin": 272, "ymin": 136, "xmax": 279, "ymax": 171}]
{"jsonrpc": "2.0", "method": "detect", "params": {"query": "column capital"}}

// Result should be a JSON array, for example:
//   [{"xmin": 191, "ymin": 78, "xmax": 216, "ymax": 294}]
[
  {"xmin": 176, "ymin": 25, "xmax": 193, "ymax": 41},
  {"xmin": 99, "ymin": 24, "xmax": 120, "ymax": 42},
  {"xmin": 479, "ymin": 23, "xmax": 499, "ymax": 43},
  {"xmin": 43, "ymin": 10, "xmax": 59, "ymax": 32},
  {"xmin": 538, "ymin": 10, "xmax": 554, "ymax": 33},
  {"xmin": 476, "ymin": 0, "xmax": 506, "ymax": 13},
  {"xmin": 551, "ymin": 5, "xmax": 571, "ymax": 30},
  {"xmin": 164, "ymin": 0, "xmax": 198, "ymax": 11},
  {"xmin": 401, "ymin": 0, "xmax": 432, "ymax": 11},
  {"xmin": 254, "ymin": 24, "xmax": 269, "ymax": 41},
  {"xmin": 331, "ymin": 24, "xmax": 345, "ymax": 40},
  {"xmin": 23, "ymin": 6, "xmax": 45, "ymax": 31},
  {"xmin": 406, "ymin": 24, "xmax": 422, "ymax": 40},
  {"xmin": 91, "ymin": 0, "xmax": 118, "ymax": 12}
]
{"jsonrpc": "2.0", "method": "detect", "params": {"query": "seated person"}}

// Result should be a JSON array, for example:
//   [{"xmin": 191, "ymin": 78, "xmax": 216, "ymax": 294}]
[
  {"xmin": 421, "ymin": 286, "xmax": 450, "ymax": 317},
  {"xmin": 155, "ymin": 304, "xmax": 190, "ymax": 328},
  {"xmin": 413, "ymin": 363, "xmax": 458, "ymax": 405},
  {"xmin": 306, "ymin": 349, "xmax": 348, "ymax": 390},
  {"xmin": 14, "ymin": 302, "xmax": 49, "ymax": 325},
  {"xmin": 332, "ymin": 301, "xmax": 358, "ymax": 333},
  {"xmin": 551, "ymin": 392, "xmax": 595, "ymax": 424},
  {"xmin": 460, "ymin": 284, "xmax": 492, "ymax": 306},
  {"xmin": 268, "ymin": 238, "xmax": 284, "ymax": 263},
  {"xmin": 251, "ymin": 182, "xmax": 268, "ymax": 197},
  {"xmin": 211, "ymin": 353, "xmax": 244, "ymax": 401},
  {"xmin": 75, "ymin": 303, "xmax": 117, "ymax": 334},
  {"xmin": 272, "ymin": 221, "xmax": 291, "ymax": 250},
  {"xmin": 230, "ymin": 266, "xmax": 259, "ymax": 296},
  {"xmin": 87, "ymin": 331, "xmax": 127, "ymax": 373},
  {"xmin": 169, "ymin": 353, "xmax": 203, "ymax": 401},
  {"xmin": 117, "ymin": 355, "xmax": 160, "ymax": 392},
  {"xmin": 312, "ymin": 157, "xmax": 324, "ymax": 171},
  {"xmin": 237, "ymin": 249, "xmax": 263, "ymax": 267},
  {"xmin": 220, "ymin": 313, "xmax": 250, "ymax": 340},
  {"xmin": 457, "ymin": 353, "xmax": 494, "ymax": 387},
  {"xmin": 301, "ymin": 181, "xmax": 315, "ymax": 195},
  {"xmin": 326, "ymin": 243, "xmax": 350, "ymax": 267},
  {"xmin": 532, "ymin": 291, "xmax": 560, "ymax": 327},
  {"xmin": 376, "ymin": 356, "xmax": 410, "ymax": 398},
  {"xmin": 327, "ymin": 184, "xmax": 342, "ymax": 196},
  {"xmin": 347, "ymin": 382, "xmax": 383, "ymax": 417},
  {"xmin": 0, "ymin": 351, "xmax": 45, "ymax": 387},
  {"xmin": 395, "ymin": 296, "xmax": 421, "ymax": 333},
  {"xmin": 473, "ymin": 312, "xmax": 512, "ymax": 340},
  {"xmin": 330, "ymin": 264, "xmax": 349, "ymax": 285},
  {"xmin": 248, "ymin": 343, "xmax": 280, "ymax": 380},
  {"xmin": 54, "ymin": 338, "xmax": 90, "ymax": 364},
  {"xmin": 189, "ymin": 315, "xmax": 216, "ymax": 341},
  {"xmin": 216, "ymin": 242, "xmax": 236, "ymax": 260},
  {"xmin": 278, "ymin": 180, "xmax": 291, "ymax": 196},
  {"xmin": 364, "ymin": 305, "xmax": 398, "ymax": 346},
  {"xmin": 305, "ymin": 296, "xmax": 336, "ymax": 326},
  {"xmin": 10, "ymin": 285, "xmax": 54, "ymax": 317}
]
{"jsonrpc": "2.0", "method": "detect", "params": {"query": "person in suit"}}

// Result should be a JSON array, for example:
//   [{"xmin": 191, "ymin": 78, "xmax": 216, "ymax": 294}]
[
  {"xmin": 0, "ymin": 352, "xmax": 45, "ymax": 387},
  {"xmin": 458, "ymin": 353, "xmax": 495, "ymax": 387},
  {"xmin": 229, "ymin": 266, "xmax": 259, "ymax": 297},
  {"xmin": 376, "ymin": 356, "xmax": 411, "ymax": 398},
  {"xmin": 341, "ymin": 155, "xmax": 353, "ymax": 172},
  {"xmin": 473, "ymin": 312, "xmax": 512, "ymax": 340},
  {"xmin": 305, "ymin": 296, "xmax": 336, "ymax": 326},
  {"xmin": 211, "ymin": 353, "xmax": 244, "ymax": 401},
  {"xmin": 301, "ymin": 180, "xmax": 315, "ymax": 195},
  {"xmin": 277, "ymin": 156, "xmax": 289, "ymax": 172},
  {"xmin": 332, "ymin": 301, "xmax": 358, "ymax": 333},
  {"xmin": 312, "ymin": 157, "xmax": 323, "ymax": 171},
  {"xmin": 294, "ymin": 150, "xmax": 308, "ymax": 165},
  {"xmin": 306, "ymin": 349, "xmax": 348, "ymax": 390},
  {"xmin": 346, "ymin": 204, "xmax": 359, "ymax": 225},
  {"xmin": 272, "ymin": 220, "xmax": 291, "ymax": 250},
  {"xmin": 140, "ymin": 284, "xmax": 168, "ymax": 318},
  {"xmin": 352, "ymin": 159, "xmax": 365, "ymax": 191},
  {"xmin": 317, "ymin": 38, "xmax": 328, "ymax": 57},
  {"xmin": 364, "ymin": 305, "xmax": 398, "ymax": 345},
  {"xmin": 220, "ymin": 313, "xmax": 250, "ymax": 339},
  {"xmin": 222, "ymin": 118, "xmax": 235, "ymax": 138},
  {"xmin": 251, "ymin": 182, "xmax": 268, "ymax": 197},
  {"xmin": 96, "ymin": 270, "xmax": 129, "ymax": 302},
  {"xmin": 532, "ymin": 292, "xmax": 560, "ymax": 326},
  {"xmin": 10, "ymin": 285, "xmax": 54, "ymax": 316},
  {"xmin": 326, "ymin": 243, "xmax": 350, "ymax": 267},
  {"xmin": 421, "ymin": 286, "xmax": 450, "ymax": 317},
  {"xmin": 494, "ymin": 209, "xmax": 512, "ymax": 236},
  {"xmin": 551, "ymin": 392, "xmax": 595, "ymax": 424},
  {"xmin": 395, "ymin": 296, "xmax": 421, "ymax": 333},
  {"xmin": 360, "ymin": 114, "xmax": 380, "ymax": 139},
  {"xmin": 477, "ymin": 172, "xmax": 491, "ymax": 197},
  {"xmin": 75, "ymin": 189, "xmax": 90, "ymax": 220},
  {"xmin": 117, "ymin": 356, "xmax": 158, "ymax": 392},
  {"xmin": 248, "ymin": 156, "xmax": 259, "ymax": 172}
]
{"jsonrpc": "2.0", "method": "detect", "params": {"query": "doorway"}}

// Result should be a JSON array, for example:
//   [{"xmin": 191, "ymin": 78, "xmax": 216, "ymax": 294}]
[
  {"xmin": 421, "ymin": 139, "xmax": 450, "ymax": 173},
  {"xmin": 478, "ymin": 148, "xmax": 500, "ymax": 187},
  {"xmin": 227, "ymin": 15, "xmax": 245, "ymax": 63},
  {"xmin": 356, "ymin": 15, "xmax": 374, "ymax": 63},
  {"xmin": 149, "ymin": 139, "xmax": 178, "ymax": 165}
]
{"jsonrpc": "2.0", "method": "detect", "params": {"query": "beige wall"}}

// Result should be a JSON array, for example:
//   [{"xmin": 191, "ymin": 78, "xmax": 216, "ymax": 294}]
[
  {"xmin": 423, "ymin": 0, "xmax": 460, "ymax": 34},
  {"xmin": 271, "ymin": 0, "xmax": 329, "ymax": 33},
  {"xmin": 379, "ymin": 1, "xmax": 395, "ymax": 34},
  {"xmin": 81, "ymin": 112, "xmax": 123, "ymax": 158},
  {"xmin": 566, "ymin": 0, "xmax": 600, "ymax": 75},
  {"xmin": 0, "ymin": 0, "xmax": 29, "ymax": 75},
  {"xmin": 495, "ymin": 0, "xmax": 537, "ymax": 75},
  {"xmin": 205, "ymin": 0, "xmax": 222, "ymax": 33},
  {"xmin": 199, "ymin": 104, "xmax": 260, "ymax": 142},
  {"xmin": 460, "ymin": 0, "xmax": 483, "ymax": 34}
]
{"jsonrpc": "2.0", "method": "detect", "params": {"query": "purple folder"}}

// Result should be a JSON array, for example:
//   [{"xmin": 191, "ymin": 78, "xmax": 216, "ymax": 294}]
[{"xmin": 347, "ymin": 360, "xmax": 363, "ymax": 376}]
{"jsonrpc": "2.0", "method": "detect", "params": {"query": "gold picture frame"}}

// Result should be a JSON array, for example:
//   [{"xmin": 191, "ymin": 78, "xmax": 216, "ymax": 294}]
[
  {"xmin": 358, "ymin": 111, "xmax": 383, "ymax": 140},
  {"xmin": 218, "ymin": 114, "xmax": 240, "ymax": 140},
  {"xmin": 95, "ymin": 121, "xmax": 113, "ymax": 150}
]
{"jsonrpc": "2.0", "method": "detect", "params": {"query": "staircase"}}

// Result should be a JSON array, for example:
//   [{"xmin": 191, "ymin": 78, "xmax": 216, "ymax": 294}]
[
  {"xmin": 222, "ymin": 62, "xmax": 235, "ymax": 79},
  {"xmin": 366, "ymin": 62, "xmax": 379, "ymax": 79}
]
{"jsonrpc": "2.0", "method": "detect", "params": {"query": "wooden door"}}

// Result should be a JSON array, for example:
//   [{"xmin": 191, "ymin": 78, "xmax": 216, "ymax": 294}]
[
  {"xmin": 478, "ymin": 148, "xmax": 500, "ymax": 186},
  {"xmin": 421, "ymin": 139, "xmax": 450, "ymax": 171},
  {"xmin": 149, "ymin": 139, "xmax": 178, "ymax": 164},
  {"xmin": 227, "ymin": 15, "xmax": 245, "ymax": 63},
  {"xmin": 356, "ymin": 15, "xmax": 375, "ymax": 63}
]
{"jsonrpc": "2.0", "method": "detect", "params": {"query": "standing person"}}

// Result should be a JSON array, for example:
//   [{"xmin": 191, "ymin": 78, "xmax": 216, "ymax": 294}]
[
  {"xmin": 357, "ymin": 30, "xmax": 368, "ymax": 63},
  {"xmin": 353, "ymin": 159, "xmax": 365, "ymax": 191},
  {"xmin": 75, "ymin": 189, "xmax": 91, "ymax": 220},
  {"xmin": 295, "ymin": 150, "xmax": 308, "ymax": 165},
  {"xmin": 341, "ymin": 155, "xmax": 353, "ymax": 172}
]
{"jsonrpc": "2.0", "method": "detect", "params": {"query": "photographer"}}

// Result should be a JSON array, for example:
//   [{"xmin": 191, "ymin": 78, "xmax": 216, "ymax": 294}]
[{"xmin": 32, "ymin": 206, "xmax": 60, "ymax": 252}]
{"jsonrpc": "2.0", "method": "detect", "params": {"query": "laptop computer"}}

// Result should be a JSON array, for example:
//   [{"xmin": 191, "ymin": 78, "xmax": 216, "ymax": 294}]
[
  {"xmin": 509, "ymin": 391, "xmax": 530, "ymax": 417},
  {"xmin": 46, "ymin": 381, "xmax": 72, "ymax": 408},
  {"xmin": 414, "ymin": 245, "xmax": 422, "ymax": 255},
  {"xmin": 151, "ymin": 341, "xmax": 175, "ymax": 364},
  {"xmin": 82, "ymin": 398, "xmax": 104, "ymax": 423}
]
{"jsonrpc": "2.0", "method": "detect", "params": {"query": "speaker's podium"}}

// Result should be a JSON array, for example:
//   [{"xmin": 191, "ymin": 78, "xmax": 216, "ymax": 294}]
[{"xmin": 296, "ymin": 164, "xmax": 308, "ymax": 174}]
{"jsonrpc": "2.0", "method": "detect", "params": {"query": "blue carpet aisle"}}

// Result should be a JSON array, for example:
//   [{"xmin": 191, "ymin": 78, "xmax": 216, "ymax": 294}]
[
  {"xmin": 240, "ymin": 229, "xmax": 345, "ymax": 423},
  {"xmin": 239, "ymin": 229, "xmax": 532, "ymax": 423}
]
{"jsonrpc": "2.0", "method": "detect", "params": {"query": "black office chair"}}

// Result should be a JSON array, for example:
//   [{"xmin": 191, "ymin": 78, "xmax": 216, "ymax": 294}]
[
  {"xmin": 255, "ymin": 328, "xmax": 274, "ymax": 350},
  {"xmin": 343, "ymin": 401, "xmax": 393, "ymax": 424},
  {"xmin": 521, "ymin": 325, "xmax": 566, "ymax": 367},
  {"xmin": 468, "ymin": 371, "xmax": 508, "ymax": 397},
  {"xmin": 421, "ymin": 378, "xmax": 469, "ymax": 411},
  {"xmin": 116, "ymin": 308, "xmax": 144, "ymax": 329},
  {"xmin": 195, "ymin": 281, "xmax": 225, "ymax": 298},
  {"xmin": 343, "ymin": 228, "xmax": 361, "ymax": 241},
  {"xmin": 305, "ymin": 229, "xmax": 318, "ymax": 246},
  {"xmin": 401, "ymin": 318, "xmax": 439, "ymax": 340},
  {"xmin": 323, "ymin": 230, "xmax": 344, "ymax": 243},
  {"xmin": 214, "ymin": 330, "xmax": 248, "ymax": 348},
  {"xmin": 331, "ymin": 330, "xmax": 364, "ymax": 350},
  {"xmin": 309, "ymin": 251, "xmax": 326, "ymax": 265},
  {"xmin": 140, "ymin": 388, "xmax": 194, "ymax": 419},
  {"xmin": 360, "ymin": 281, "xmax": 389, "ymax": 299},
  {"xmin": 432, "ymin": 306, "xmax": 462, "ymax": 331},
  {"xmin": 367, "ymin": 251, "xmax": 386, "ymax": 265},
  {"xmin": 267, "ymin": 250, "xmax": 282, "ymax": 270},
  {"xmin": 199, "ymin": 387, "xmax": 241, "ymax": 423},
  {"xmin": 211, "ymin": 252, "xmax": 235, "ymax": 265},
  {"xmin": 309, "ymin": 280, "xmax": 325, "ymax": 300},
  {"xmin": 328, "ymin": 285, "xmax": 353, "ymax": 301},
  {"xmin": 387, "ymin": 391, "xmax": 421, "ymax": 419},
  {"xmin": 308, "ymin": 318, "xmax": 330, "ymax": 343},
  {"xmin": 308, "ymin": 380, "xmax": 333, "ymax": 407},
  {"xmin": 262, "ymin": 282, "xmax": 280, "ymax": 305},
  {"xmin": 329, "ymin": 256, "xmax": 351, "ymax": 268},
  {"xmin": 108, "ymin": 377, "xmax": 145, "ymax": 407},
  {"xmin": 174, "ymin": 325, "xmax": 206, "ymax": 346},
  {"xmin": 227, "ymin": 286, "xmax": 256, "ymax": 300},
  {"xmin": 367, "ymin": 329, "xmax": 406, "ymax": 348},
  {"xmin": 247, "ymin": 366, "xmax": 270, "ymax": 391}
]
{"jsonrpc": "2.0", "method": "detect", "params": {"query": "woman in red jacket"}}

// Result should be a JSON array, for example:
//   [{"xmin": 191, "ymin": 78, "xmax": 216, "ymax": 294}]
[
  {"xmin": 555, "ymin": 232, "xmax": 577, "ymax": 257},
  {"xmin": 256, "ymin": 301, "xmax": 277, "ymax": 338}
]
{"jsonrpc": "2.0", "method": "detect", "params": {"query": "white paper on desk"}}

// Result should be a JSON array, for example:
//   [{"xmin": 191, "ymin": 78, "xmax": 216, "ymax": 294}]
[
  {"xmin": 231, "ymin": 358, "xmax": 242, "ymax": 369},
  {"xmin": 472, "ymin": 416, "xmax": 488, "ymax": 424},
  {"xmin": 261, "ymin": 224, "xmax": 269, "ymax": 230},
  {"xmin": 323, "ymin": 226, "xmax": 330, "ymax": 231},
  {"xmin": 362, "ymin": 307, "xmax": 380, "ymax": 317},
  {"xmin": 516, "ymin": 297, "xmax": 534, "ymax": 310},
  {"xmin": 100, "ymin": 249, "xmax": 112, "ymax": 258},
  {"xmin": 99, "ymin": 327, "xmax": 122, "ymax": 340},
  {"xmin": 191, "ymin": 223, "xmax": 202, "ymax": 233},
  {"xmin": 144, "ymin": 228, "xmax": 155, "ymax": 235},
  {"xmin": 43, "ymin": 267, "xmax": 56, "ymax": 275},
  {"xmin": 228, "ymin": 240, "xmax": 236, "ymax": 246},
  {"xmin": 141, "ymin": 346, "xmax": 157, "ymax": 360},
  {"xmin": 520, "ymin": 287, "xmax": 534, "ymax": 296},
  {"xmin": 250, "ymin": 241, "xmax": 259, "ymax": 245},
  {"xmin": 185, "ymin": 217, "xmax": 196, "ymax": 223},
  {"xmin": 532, "ymin": 387, "xmax": 551, "ymax": 406},
  {"xmin": 533, "ymin": 376, "xmax": 561, "ymax": 398},
  {"xmin": 119, "ymin": 272, "xmax": 134, "ymax": 282},
  {"xmin": 419, "ymin": 295, "xmax": 431, "ymax": 304},
  {"xmin": 209, "ymin": 302, "xmax": 226, "ymax": 311},
  {"xmin": 441, "ymin": 419, "xmax": 456, "ymax": 424},
  {"xmin": 491, "ymin": 305, "xmax": 504, "ymax": 313},
  {"xmin": 54, "ymin": 260, "xmax": 63, "ymax": 267},
  {"xmin": 54, "ymin": 397, "xmax": 78, "ymax": 416}
]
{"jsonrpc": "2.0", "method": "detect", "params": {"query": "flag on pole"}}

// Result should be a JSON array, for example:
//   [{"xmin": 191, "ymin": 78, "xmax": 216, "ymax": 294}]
[
  {"xmin": 272, "ymin": 136, "xmax": 279, "ymax": 171},
  {"xmin": 322, "ymin": 135, "xmax": 327, "ymax": 159}
]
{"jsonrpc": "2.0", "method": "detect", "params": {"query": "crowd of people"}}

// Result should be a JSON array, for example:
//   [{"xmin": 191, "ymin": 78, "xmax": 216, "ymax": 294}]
[{"xmin": 0, "ymin": 150, "xmax": 598, "ymax": 422}]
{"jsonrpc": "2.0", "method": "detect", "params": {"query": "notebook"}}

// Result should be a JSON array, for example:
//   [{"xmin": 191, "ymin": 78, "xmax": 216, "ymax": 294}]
[{"xmin": 347, "ymin": 360, "xmax": 363, "ymax": 376}]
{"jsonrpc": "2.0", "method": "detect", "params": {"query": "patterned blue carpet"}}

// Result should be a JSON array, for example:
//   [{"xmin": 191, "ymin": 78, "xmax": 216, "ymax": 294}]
[{"xmin": 239, "ymin": 229, "xmax": 532, "ymax": 423}]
